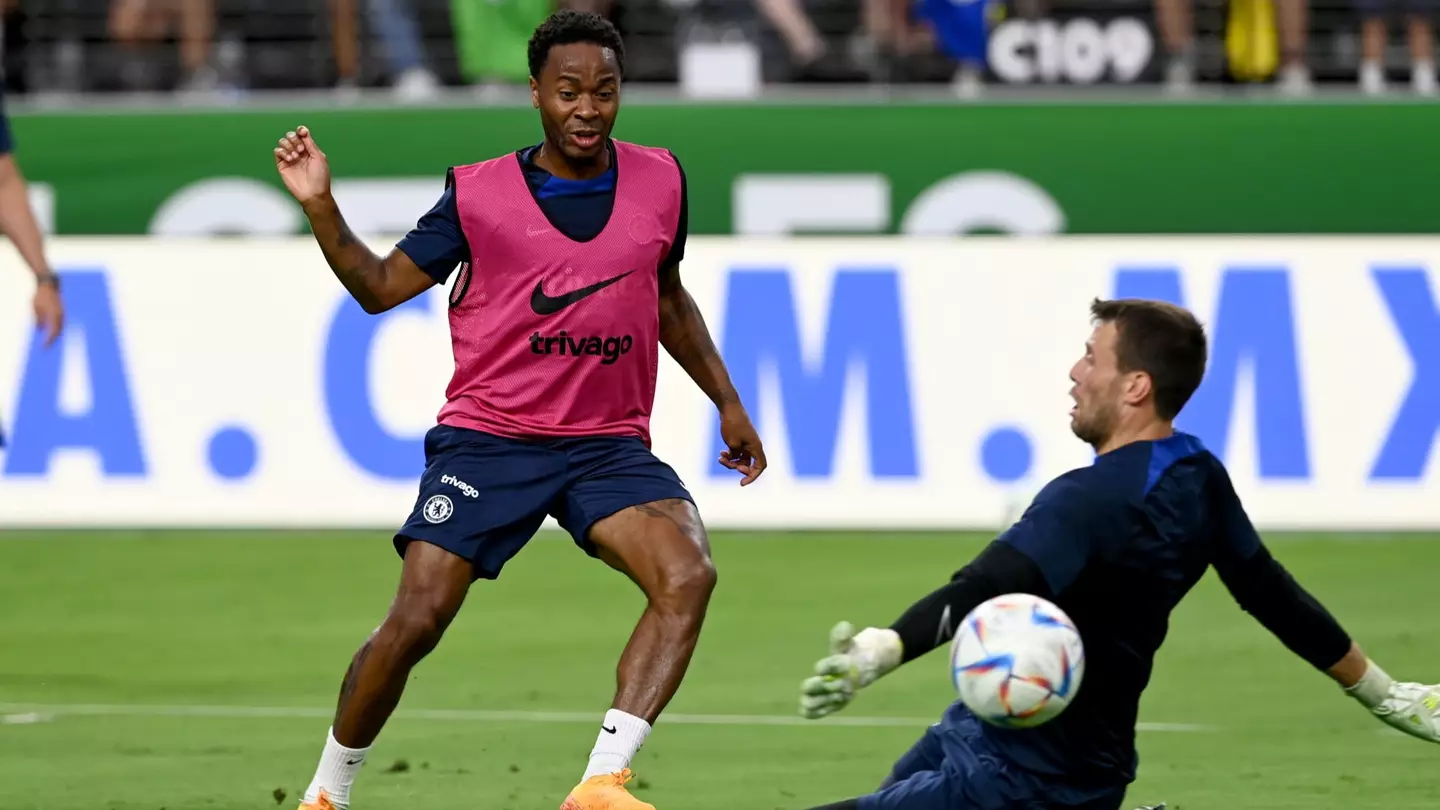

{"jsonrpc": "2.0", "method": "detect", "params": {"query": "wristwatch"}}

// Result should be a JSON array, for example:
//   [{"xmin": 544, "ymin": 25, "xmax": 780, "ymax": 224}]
[{"xmin": 36, "ymin": 272, "xmax": 59, "ymax": 291}]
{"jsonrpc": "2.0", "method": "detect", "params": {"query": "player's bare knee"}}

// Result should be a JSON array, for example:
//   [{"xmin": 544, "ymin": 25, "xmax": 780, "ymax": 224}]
[
  {"xmin": 654, "ymin": 553, "xmax": 716, "ymax": 615},
  {"xmin": 657, "ymin": 502, "xmax": 715, "ymax": 610},
  {"xmin": 382, "ymin": 600, "xmax": 452, "ymax": 659}
]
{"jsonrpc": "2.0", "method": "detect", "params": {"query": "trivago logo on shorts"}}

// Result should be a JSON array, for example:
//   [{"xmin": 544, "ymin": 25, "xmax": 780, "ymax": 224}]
[
  {"xmin": 441, "ymin": 474, "xmax": 480, "ymax": 499},
  {"xmin": 528, "ymin": 331, "xmax": 635, "ymax": 365}
]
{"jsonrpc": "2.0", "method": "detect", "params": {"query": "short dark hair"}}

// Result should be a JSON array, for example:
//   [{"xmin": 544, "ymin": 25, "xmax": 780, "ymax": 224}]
[
  {"xmin": 527, "ymin": 10, "xmax": 626, "ymax": 80},
  {"xmin": 1090, "ymin": 298, "xmax": 1208, "ymax": 421}
]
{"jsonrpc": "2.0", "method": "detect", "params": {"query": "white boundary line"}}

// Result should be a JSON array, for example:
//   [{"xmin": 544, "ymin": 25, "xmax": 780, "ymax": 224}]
[{"xmin": 0, "ymin": 702, "xmax": 1213, "ymax": 732}]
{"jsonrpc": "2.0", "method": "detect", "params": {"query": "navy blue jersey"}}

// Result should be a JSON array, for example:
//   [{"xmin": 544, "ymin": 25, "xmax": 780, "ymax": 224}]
[
  {"xmin": 880, "ymin": 432, "xmax": 1353, "ymax": 808},
  {"xmin": 396, "ymin": 141, "xmax": 689, "ymax": 285},
  {"xmin": 957, "ymin": 432, "xmax": 1347, "ymax": 785}
]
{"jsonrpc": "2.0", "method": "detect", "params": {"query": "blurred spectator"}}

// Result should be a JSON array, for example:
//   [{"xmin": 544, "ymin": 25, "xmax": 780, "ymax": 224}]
[
  {"xmin": 1155, "ymin": 0, "xmax": 1195, "ymax": 85},
  {"xmin": 859, "ymin": 0, "xmax": 910, "ymax": 77},
  {"xmin": 331, "ymin": 0, "xmax": 360, "ymax": 90},
  {"xmin": 109, "ymin": 0, "xmax": 220, "ymax": 91},
  {"xmin": 676, "ymin": 0, "xmax": 833, "ymax": 81},
  {"xmin": 1356, "ymin": 0, "xmax": 1436, "ymax": 94},
  {"xmin": 752, "ymin": 0, "xmax": 827, "ymax": 70},
  {"xmin": 0, "ymin": 0, "xmax": 1407, "ymax": 96},
  {"xmin": 1157, "ymin": 0, "xmax": 1311, "ymax": 92},
  {"xmin": 372, "ymin": 0, "xmax": 442, "ymax": 98},
  {"xmin": 1273, "ymin": 0, "xmax": 1310, "ymax": 90},
  {"xmin": 917, "ymin": 0, "xmax": 993, "ymax": 96},
  {"xmin": 451, "ymin": 0, "xmax": 553, "ymax": 86},
  {"xmin": 331, "ymin": 0, "xmax": 441, "ymax": 98}
]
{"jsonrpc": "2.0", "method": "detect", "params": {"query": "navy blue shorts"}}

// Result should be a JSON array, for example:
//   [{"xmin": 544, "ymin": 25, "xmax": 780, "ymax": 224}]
[
  {"xmin": 858, "ymin": 703, "xmax": 1126, "ymax": 810},
  {"xmin": 394, "ymin": 425, "xmax": 694, "ymax": 579}
]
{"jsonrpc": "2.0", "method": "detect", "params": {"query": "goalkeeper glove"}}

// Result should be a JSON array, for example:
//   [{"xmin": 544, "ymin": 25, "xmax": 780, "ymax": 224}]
[
  {"xmin": 799, "ymin": 621, "xmax": 904, "ymax": 719},
  {"xmin": 1345, "ymin": 659, "xmax": 1440, "ymax": 742}
]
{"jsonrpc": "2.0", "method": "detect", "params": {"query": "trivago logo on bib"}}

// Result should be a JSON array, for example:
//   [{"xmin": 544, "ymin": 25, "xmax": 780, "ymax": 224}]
[{"xmin": 528, "ymin": 332, "xmax": 635, "ymax": 365}]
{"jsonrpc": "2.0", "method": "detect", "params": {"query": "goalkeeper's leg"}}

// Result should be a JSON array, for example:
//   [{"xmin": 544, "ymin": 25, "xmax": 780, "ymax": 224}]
[
  {"xmin": 798, "ymin": 777, "xmax": 1134, "ymax": 810},
  {"xmin": 793, "ymin": 725, "xmax": 942, "ymax": 810},
  {"xmin": 795, "ymin": 723, "xmax": 1130, "ymax": 810},
  {"xmin": 878, "ymin": 724, "xmax": 945, "ymax": 789}
]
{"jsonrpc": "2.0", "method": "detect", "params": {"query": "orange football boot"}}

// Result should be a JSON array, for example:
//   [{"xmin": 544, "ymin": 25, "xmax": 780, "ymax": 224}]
[
  {"xmin": 297, "ymin": 788, "xmax": 338, "ymax": 810},
  {"xmin": 560, "ymin": 768, "xmax": 655, "ymax": 810}
]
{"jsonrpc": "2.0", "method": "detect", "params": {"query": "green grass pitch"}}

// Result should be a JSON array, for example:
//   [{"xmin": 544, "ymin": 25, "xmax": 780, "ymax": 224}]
[{"xmin": 2, "ymin": 530, "xmax": 1438, "ymax": 810}]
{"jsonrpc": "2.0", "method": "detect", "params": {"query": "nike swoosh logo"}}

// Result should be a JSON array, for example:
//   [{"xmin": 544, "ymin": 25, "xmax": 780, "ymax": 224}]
[
  {"xmin": 601, "ymin": 724, "xmax": 618, "ymax": 734},
  {"xmin": 935, "ymin": 605, "xmax": 953, "ymax": 647},
  {"xmin": 530, "ymin": 271, "xmax": 634, "ymax": 316}
]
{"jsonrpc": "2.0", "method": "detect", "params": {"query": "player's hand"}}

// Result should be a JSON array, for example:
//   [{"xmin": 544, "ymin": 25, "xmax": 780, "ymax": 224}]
[
  {"xmin": 1346, "ymin": 661, "xmax": 1440, "ymax": 743},
  {"xmin": 1358, "ymin": 681, "xmax": 1440, "ymax": 742},
  {"xmin": 799, "ymin": 622, "xmax": 903, "ymax": 719},
  {"xmin": 717, "ymin": 403, "xmax": 767, "ymax": 486},
  {"xmin": 32, "ymin": 279, "xmax": 63, "ymax": 347},
  {"xmin": 274, "ymin": 125, "xmax": 331, "ymax": 206}
]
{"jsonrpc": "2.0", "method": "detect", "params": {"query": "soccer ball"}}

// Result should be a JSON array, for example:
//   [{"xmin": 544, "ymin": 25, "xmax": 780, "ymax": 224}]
[{"xmin": 950, "ymin": 593, "xmax": 1085, "ymax": 729}]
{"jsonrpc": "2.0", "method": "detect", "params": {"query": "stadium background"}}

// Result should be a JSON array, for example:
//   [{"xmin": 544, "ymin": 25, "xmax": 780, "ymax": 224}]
[{"xmin": 2, "ymin": 2, "xmax": 1440, "ymax": 808}]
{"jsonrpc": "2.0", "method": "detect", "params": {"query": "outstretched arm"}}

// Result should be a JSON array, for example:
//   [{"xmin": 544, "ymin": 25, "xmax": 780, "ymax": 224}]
[
  {"xmin": 655, "ymin": 152, "xmax": 766, "ymax": 485},
  {"xmin": 275, "ymin": 126, "xmax": 437, "ymax": 314},
  {"xmin": 801, "ymin": 479, "xmax": 1090, "ymax": 719},
  {"xmin": 300, "ymin": 194, "xmax": 436, "ymax": 314},
  {"xmin": 659, "ymin": 262, "xmax": 767, "ymax": 485},
  {"xmin": 1212, "ymin": 542, "xmax": 1354, "ymax": 673},
  {"xmin": 658, "ymin": 263, "xmax": 739, "ymax": 409},
  {"xmin": 889, "ymin": 542, "xmax": 1053, "ymax": 663},
  {"xmin": 798, "ymin": 542, "xmax": 1050, "ymax": 720},
  {"xmin": 1211, "ymin": 469, "xmax": 1440, "ymax": 743}
]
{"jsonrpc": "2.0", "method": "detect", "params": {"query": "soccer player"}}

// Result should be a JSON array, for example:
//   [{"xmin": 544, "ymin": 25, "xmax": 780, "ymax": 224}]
[
  {"xmin": 272, "ymin": 11, "xmax": 766, "ymax": 810},
  {"xmin": 794, "ymin": 298, "xmax": 1440, "ymax": 810}
]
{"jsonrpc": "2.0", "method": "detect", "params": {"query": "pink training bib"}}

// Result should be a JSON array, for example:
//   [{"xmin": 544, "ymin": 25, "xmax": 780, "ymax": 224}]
[{"xmin": 436, "ymin": 140, "xmax": 684, "ymax": 445}]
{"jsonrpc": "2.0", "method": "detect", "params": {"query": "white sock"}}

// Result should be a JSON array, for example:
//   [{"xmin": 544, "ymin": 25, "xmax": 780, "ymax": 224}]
[
  {"xmin": 581, "ymin": 709, "xmax": 652, "ymax": 781},
  {"xmin": 302, "ymin": 727, "xmax": 370, "ymax": 809}
]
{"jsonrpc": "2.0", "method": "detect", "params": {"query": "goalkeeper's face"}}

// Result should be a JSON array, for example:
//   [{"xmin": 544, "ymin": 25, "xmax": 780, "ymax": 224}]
[{"xmin": 1068, "ymin": 322, "xmax": 1124, "ymax": 449}]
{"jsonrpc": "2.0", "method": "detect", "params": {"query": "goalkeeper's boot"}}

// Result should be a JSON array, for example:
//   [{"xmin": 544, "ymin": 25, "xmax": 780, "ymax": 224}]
[
  {"xmin": 560, "ymin": 768, "xmax": 655, "ymax": 810},
  {"xmin": 297, "ymin": 788, "xmax": 337, "ymax": 810}
]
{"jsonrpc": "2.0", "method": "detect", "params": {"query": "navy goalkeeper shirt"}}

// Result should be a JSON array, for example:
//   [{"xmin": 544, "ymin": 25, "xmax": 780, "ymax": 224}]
[{"xmin": 936, "ymin": 432, "xmax": 1352, "ymax": 786}]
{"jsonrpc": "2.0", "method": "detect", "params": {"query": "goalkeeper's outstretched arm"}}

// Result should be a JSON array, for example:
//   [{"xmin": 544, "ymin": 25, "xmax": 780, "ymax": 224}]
[
  {"xmin": 799, "ymin": 479, "xmax": 1095, "ymax": 720},
  {"xmin": 798, "ymin": 540, "xmax": 1054, "ymax": 720},
  {"xmin": 889, "ymin": 541, "xmax": 1054, "ymax": 664},
  {"xmin": 1210, "ymin": 467, "xmax": 1440, "ymax": 743}
]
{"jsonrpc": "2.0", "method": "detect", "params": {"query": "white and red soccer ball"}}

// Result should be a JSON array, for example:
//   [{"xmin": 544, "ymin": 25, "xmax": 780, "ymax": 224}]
[{"xmin": 950, "ymin": 593, "xmax": 1085, "ymax": 729}]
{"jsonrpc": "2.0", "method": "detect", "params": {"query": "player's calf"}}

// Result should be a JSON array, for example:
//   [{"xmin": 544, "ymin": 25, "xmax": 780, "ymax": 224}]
[
  {"xmin": 300, "ymin": 540, "xmax": 473, "ymax": 810},
  {"xmin": 594, "ymin": 498, "xmax": 716, "ymax": 664},
  {"xmin": 368, "ymin": 591, "xmax": 454, "ymax": 669},
  {"xmin": 570, "ymin": 499, "xmax": 715, "ymax": 787}
]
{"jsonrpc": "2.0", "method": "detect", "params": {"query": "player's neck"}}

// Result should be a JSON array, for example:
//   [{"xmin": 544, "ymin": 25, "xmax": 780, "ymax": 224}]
[
  {"xmin": 533, "ymin": 140, "xmax": 612, "ymax": 181},
  {"xmin": 1096, "ymin": 419, "xmax": 1174, "ymax": 455}
]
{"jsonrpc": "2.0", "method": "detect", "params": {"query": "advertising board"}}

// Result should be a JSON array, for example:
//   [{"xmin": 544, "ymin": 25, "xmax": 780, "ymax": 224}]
[
  {"xmin": 1, "ymin": 237, "xmax": 1437, "ymax": 530},
  {"xmin": 13, "ymin": 104, "xmax": 1440, "ymax": 237}
]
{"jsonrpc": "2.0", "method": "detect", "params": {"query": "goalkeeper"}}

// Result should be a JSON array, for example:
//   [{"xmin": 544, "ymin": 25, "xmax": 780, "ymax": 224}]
[{"xmin": 794, "ymin": 298, "xmax": 1440, "ymax": 810}]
